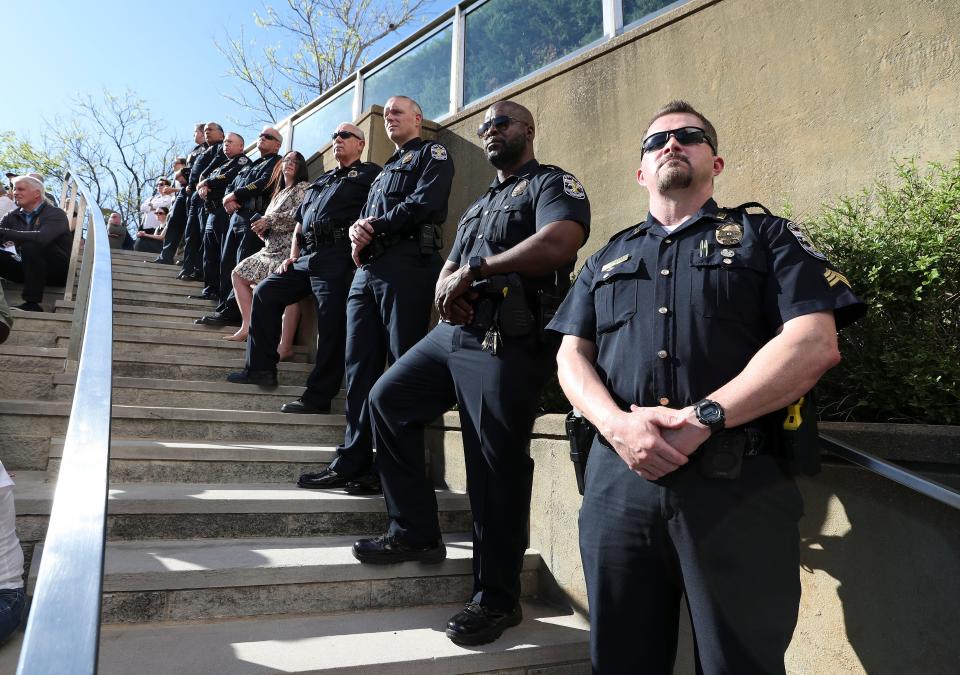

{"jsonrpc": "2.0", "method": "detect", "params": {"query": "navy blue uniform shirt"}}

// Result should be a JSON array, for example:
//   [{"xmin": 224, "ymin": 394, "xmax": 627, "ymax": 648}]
[
  {"xmin": 449, "ymin": 159, "xmax": 591, "ymax": 289},
  {"xmin": 548, "ymin": 199, "xmax": 866, "ymax": 410},
  {"xmin": 229, "ymin": 153, "xmax": 280, "ymax": 209},
  {"xmin": 362, "ymin": 138, "xmax": 453, "ymax": 235},
  {"xmin": 297, "ymin": 160, "xmax": 381, "ymax": 238},
  {"xmin": 189, "ymin": 142, "xmax": 219, "ymax": 190},
  {"xmin": 201, "ymin": 154, "xmax": 251, "ymax": 204}
]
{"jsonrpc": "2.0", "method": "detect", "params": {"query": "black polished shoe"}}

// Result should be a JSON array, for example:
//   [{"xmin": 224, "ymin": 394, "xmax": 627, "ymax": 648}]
[
  {"xmin": 344, "ymin": 473, "xmax": 381, "ymax": 495},
  {"xmin": 179, "ymin": 272, "xmax": 201, "ymax": 281},
  {"xmin": 297, "ymin": 467, "xmax": 352, "ymax": 489},
  {"xmin": 195, "ymin": 312, "xmax": 241, "ymax": 326},
  {"xmin": 352, "ymin": 533, "xmax": 446, "ymax": 565},
  {"xmin": 445, "ymin": 602, "xmax": 522, "ymax": 646},
  {"xmin": 225, "ymin": 369, "xmax": 278, "ymax": 386},
  {"xmin": 280, "ymin": 397, "xmax": 331, "ymax": 414},
  {"xmin": 15, "ymin": 301, "xmax": 44, "ymax": 312},
  {"xmin": 187, "ymin": 292, "xmax": 217, "ymax": 300}
]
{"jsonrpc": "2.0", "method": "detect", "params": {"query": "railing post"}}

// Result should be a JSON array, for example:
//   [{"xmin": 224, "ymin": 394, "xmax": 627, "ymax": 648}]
[
  {"xmin": 63, "ymin": 195, "xmax": 87, "ymax": 303},
  {"xmin": 603, "ymin": 0, "xmax": 624, "ymax": 38},
  {"xmin": 450, "ymin": 4, "xmax": 465, "ymax": 115}
]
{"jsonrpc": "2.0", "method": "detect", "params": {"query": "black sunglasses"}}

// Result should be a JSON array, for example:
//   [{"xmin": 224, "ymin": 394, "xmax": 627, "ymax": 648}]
[
  {"xmin": 331, "ymin": 131, "xmax": 361, "ymax": 141},
  {"xmin": 641, "ymin": 126, "xmax": 716, "ymax": 157},
  {"xmin": 258, "ymin": 133, "xmax": 281, "ymax": 142},
  {"xmin": 476, "ymin": 115, "xmax": 525, "ymax": 138}
]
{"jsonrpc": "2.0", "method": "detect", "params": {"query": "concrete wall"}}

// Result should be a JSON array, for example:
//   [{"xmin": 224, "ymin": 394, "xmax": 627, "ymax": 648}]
[{"xmin": 432, "ymin": 0, "xmax": 960, "ymax": 250}]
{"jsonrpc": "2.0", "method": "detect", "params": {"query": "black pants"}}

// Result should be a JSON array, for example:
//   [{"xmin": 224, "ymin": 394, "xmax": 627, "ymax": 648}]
[
  {"xmin": 0, "ymin": 244, "xmax": 69, "ymax": 302},
  {"xmin": 201, "ymin": 206, "xmax": 229, "ymax": 297},
  {"xmin": 157, "ymin": 192, "xmax": 189, "ymax": 263},
  {"xmin": 133, "ymin": 234, "xmax": 162, "ymax": 253},
  {"xmin": 215, "ymin": 209, "xmax": 264, "ymax": 317},
  {"xmin": 579, "ymin": 443, "xmax": 803, "ymax": 674},
  {"xmin": 370, "ymin": 321, "xmax": 555, "ymax": 611},
  {"xmin": 181, "ymin": 193, "xmax": 205, "ymax": 276},
  {"xmin": 329, "ymin": 240, "xmax": 442, "ymax": 477},
  {"xmin": 246, "ymin": 246, "xmax": 354, "ymax": 406}
]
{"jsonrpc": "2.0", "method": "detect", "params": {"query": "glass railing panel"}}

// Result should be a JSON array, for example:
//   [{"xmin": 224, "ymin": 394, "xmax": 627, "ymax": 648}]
[
  {"xmin": 623, "ymin": 0, "xmax": 686, "ymax": 27},
  {"xmin": 463, "ymin": 0, "xmax": 603, "ymax": 105},
  {"xmin": 363, "ymin": 23, "xmax": 453, "ymax": 121},
  {"xmin": 291, "ymin": 86, "xmax": 355, "ymax": 158}
]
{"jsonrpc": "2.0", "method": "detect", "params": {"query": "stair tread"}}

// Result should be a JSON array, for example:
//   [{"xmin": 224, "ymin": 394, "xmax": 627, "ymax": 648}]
[
  {"xmin": 48, "ymin": 437, "xmax": 339, "ymax": 461},
  {"xmin": 53, "ymin": 375, "xmax": 316, "ymax": 396},
  {"xmin": 0, "ymin": 401, "xmax": 341, "ymax": 423}
]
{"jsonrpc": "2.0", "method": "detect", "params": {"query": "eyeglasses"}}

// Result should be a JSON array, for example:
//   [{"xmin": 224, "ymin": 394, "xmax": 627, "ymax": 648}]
[
  {"xmin": 641, "ymin": 126, "xmax": 715, "ymax": 157},
  {"xmin": 476, "ymin": 115, "xmax": 524, "ymax": 138},
  {"xmin": 258, "ymin": 133, "xmax": 281, "ymax": 142},
  {"xmin": 331, "ymin": 131, "xmax": 361, "ymax": 141}
]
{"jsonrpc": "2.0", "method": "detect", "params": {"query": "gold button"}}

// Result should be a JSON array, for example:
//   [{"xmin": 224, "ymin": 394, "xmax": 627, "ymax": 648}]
[
  {"xmin": 664, "ymin": 238, "xmax": 672, "ymax": 244},
  {"xmin": 659, "ymin": 397, "xmax": 670, "ymax": 405},
  {"xmin": 657, "ymin": 350, "xmax": 668, "ymax": 359},
  {"xmin": 658, "ymin": 307, "xmax": 668, "ymax": 314},
  {"xmin": 660, "ymin": 269, "xmax": 670, "ymax": 276}
]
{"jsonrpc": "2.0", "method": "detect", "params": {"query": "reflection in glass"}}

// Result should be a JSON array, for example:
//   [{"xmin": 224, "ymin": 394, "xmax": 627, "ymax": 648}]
[
  {"xmin": 363, "ymin": 25, "xmax": 453, "ymax": 121},
  {"xmin": 623, "ymin": 0, "xmax": 682, "ymax": 27},
  {"xmin": 291, "ymin": 87, "xmax": 355, "ymax": 158},
  {"xmin": 464, "ymin": 0, "xmax": 602, "ymax": 105}
]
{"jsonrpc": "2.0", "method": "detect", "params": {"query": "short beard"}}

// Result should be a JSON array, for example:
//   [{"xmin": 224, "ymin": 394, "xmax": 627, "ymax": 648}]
[
  {"xmin": 486, "ymin": 135, "xmax": 526, "ymax": 170},
  {"xmin": 656, "ymin": 157, "xmax": 692, "ymax": 192}
]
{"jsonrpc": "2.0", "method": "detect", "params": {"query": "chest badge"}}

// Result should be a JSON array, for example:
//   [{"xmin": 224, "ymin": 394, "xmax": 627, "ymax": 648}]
[
  {"xmin": 430, "ymin": 144, "xmax": 448, "ymax": 161},
  {"xmin": 347, "ymin": 169, "xmax": 358, "ymax": 178},
  {"xmin": 401, "ymin": 152, "xmax": 414, "ymax": 164},
  {"xmin": 715, "ymin": 222, "xmax": 743, "ymax": 246},
  {"xmin": 511, "ymin": 179, "xmax": 529, "ymax": 197},
  {"xmin": 562, "ymin": 174, "xmax": 586, "ymax": 200},
  {"xmin": 601, "ymin": 254, "xmax": 631, "ymax": 273}
]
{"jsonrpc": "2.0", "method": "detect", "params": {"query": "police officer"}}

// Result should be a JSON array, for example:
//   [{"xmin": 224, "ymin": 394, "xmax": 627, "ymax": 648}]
[
  {"xmin": 197, "ymin": 126, "xmax": 282, "ymax": 325},
  {"xmin": 226, "ymin": 122, "xmax": 379, "ymax": 392},
  {"xmin": 191, "ymin": 132, "xmax": 250, "ymax": 301},
  {"xmin": 179, "ymin": 122, "xmax": 223, "ymax": 282},
  {"xmin": 296, "ymin": 95, "xmax": 453, "ymax": 490},
  {"xmin": 155, "ymin": 124, "xmax": 205, "ymax": 265},
  {"xmin": 549, "ymin": 100, "xmax": 867, "ymax": 674},
  {"xmin": 351, "ymin": 100, "xmax": 590, "ymax": 646}
]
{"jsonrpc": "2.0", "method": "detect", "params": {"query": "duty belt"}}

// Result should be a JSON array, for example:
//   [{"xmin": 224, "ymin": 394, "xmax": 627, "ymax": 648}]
[{"xmin": 597, "ymin": 425, "xmax": 772, "ymax": 457}]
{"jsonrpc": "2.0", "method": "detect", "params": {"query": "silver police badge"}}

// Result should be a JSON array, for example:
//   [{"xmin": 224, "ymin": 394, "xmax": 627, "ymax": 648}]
[
  {"xmin": 511, "ymin": 179, "xmax": 529, "ymax": 197},
  {"xmin": 430, "ymin": 144, "xmax": 448, "ymax": 161},
  {"xmin": 786, "ymin": 221, "xmax": 828, "ymax": 260},
  {"xmin": 401, "ymin": 152, "xmax": 414, "ymax": 164},
  {"xmin": 347, "ymin": 169, "xmax": 358, "ymax": 178},
  {"xmin": 562, "ymin": 174, "xmax": 586, "ymax": 199},
  {"xmin": 715, "ymin": 222, "xmax": 743, "ymax": 246}
]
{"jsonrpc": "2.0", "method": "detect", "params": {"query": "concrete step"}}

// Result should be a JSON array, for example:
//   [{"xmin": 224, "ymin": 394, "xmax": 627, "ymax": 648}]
[
  {"xmin": 110, "ymin": 272, "xmax": 201, "ymax": 290},
  {"xmin": 28, "ymin": 534, "xmax": 540, "ymax": 623},
  {"xmin": 101, "ymin": 263, "xmax": 195, "ymax": 284},
  {"xmin": 13, "ymin": 479, "xmax": 471, "ymax": 541},
  {"xmin": 111, "ymin": 351, "xmax": 314, "ymax": 386},
  {"xmin": 48, "ymin": 436, "xmax": 338, "ymax": 483},
  {"xmin": 0, "ymin": 344, "xmax": 65, "ymax": 400},
  {"xmin": 111, "ymin": 279, "xmax": 228, "ymax": 300},
  {"xmin": 111, "ymin": 315, "xmax": 257, "ymax": 339},
  {"xmin": 2, "ymin": 283, "xmax": 66, "ymax": 312},
  {"xmin": 107, "ymin": 332, "xmax": 310, "ymax": 363},
  {"xmin": 111, "ymin": 289, "xmax": 219, "ymax": 311},
  {"xmin": 52, "ymin": 375, "xmax": 342, "ymax": 414},
  {"xmin": 3, "ymin": 327, "xmax": 59, "ymax": 347}
]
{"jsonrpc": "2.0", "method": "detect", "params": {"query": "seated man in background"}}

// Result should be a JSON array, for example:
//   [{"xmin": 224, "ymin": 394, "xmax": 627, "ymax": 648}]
[
  {"xmin": 0, "ymin": 460, "xmax": 25, "ymax": 643},
  {"xmin": 0, "ymin": 176, "xmax": 71, "ymax": 311},
  {"xmin": 106, "ymin": 212, "xmax": 127, "ymax": 249}
]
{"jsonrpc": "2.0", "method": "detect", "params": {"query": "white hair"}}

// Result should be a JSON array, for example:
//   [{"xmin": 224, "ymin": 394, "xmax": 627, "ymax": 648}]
[{"xmin": 13, "ymin": 176, "xmax": 43, "ymax": 192}]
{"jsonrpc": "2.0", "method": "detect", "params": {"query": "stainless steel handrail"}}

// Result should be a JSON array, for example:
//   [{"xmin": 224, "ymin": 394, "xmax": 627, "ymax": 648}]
[
  {"xmin": 820, "ymin": 434, "xmax": 960, "ymax": 511},
  {"xmin": 16, "ymin": 170, "xmax": 113, "ymax": 675}
]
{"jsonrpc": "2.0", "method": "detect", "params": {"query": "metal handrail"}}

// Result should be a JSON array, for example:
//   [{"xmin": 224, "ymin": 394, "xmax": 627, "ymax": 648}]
[
  {"xmin": 16, "ymin": 170, "xmax": 113, "ymax": 675},
  {"xmin": 820, "ymin": 433, "xmax": 960, "ymax": 511}
]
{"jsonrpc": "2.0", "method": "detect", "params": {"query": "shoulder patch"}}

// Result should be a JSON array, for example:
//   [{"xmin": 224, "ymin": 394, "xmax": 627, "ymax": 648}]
[
  {"xmin": 786, "ymin": 221, "xmax": 828, "ymax": 260},
  {"xmin": 430, "ymin": 144, "xmax": 448, "ymax": 161},
  {"xmin": 562, "ymin": 174, "xmax": 586, "ymax": 200}
]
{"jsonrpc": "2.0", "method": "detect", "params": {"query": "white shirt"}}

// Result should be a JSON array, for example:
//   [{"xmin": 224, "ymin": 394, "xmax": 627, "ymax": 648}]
[
  {"xmin": 0, "ymin": 195, "xmax": 15, "ymax": 220},
  {"xmin": 0, "ymin": 461, "xmax": 24, "ymax": 590},
  {"xmin": 140, "ymin": 192, "xmax": 173, "ymax": 232}
]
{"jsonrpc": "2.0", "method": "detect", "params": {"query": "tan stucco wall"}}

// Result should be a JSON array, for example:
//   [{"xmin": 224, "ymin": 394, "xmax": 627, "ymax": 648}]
[{"xmin": 433, "ymin": 0, "xmax": 960, "ymax": 252}]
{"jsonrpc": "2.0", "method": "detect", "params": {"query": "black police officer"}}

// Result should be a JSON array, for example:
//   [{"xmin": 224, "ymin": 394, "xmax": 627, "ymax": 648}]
[
  {"xmin": 352, "ymin": 100, "xmax": 591, "ymax": 647},
  {"xmin": 197, "ymin": 126, "xmax": 282, "ymax": 325},
  {"xmin": 297, "ymin": 95, "xmax": 453, "ymax": 492},
  {"xmin": 550, "ymin": 100, "xmax": 866, "ymax": 674},
  {"xmin": 226, "ymin": 123, "xmax": 379, "ymax": 394},
  {"xmin": 179, "ymin": 122, "xmax": 223, "ymax": 281},
  {"xmin": 192, "ymin": 132, "xmax": 250, "ymax": 300},
  {"xmin": 156, "ymin": 124, "xmax": 205, "ymax": 265}
]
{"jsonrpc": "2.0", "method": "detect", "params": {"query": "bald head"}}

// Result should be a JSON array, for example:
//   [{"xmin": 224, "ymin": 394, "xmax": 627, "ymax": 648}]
[
  {"xmin": 491, "ymin": 100, "xmax": 534, "ymax": 129},
  {"xmin": 383, "ymin": 96, "xmax": 423, "ymax": 147},
  {"xmin": 333, "ymin": 122, "xmax": 366, "ymax": 167},
  {"xmin": 480, "ymin": 100, "xmax": 536, "ymax": 174},
  {"xmin": 257, "ymin": 126, "xmax": 283, "ymax": 155}
]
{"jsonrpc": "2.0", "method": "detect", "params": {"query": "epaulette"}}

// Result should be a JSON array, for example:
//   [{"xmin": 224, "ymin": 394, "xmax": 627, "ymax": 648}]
[{"xmin": 727, "ymin": 201, "xmax": 773, "ymax": 216}]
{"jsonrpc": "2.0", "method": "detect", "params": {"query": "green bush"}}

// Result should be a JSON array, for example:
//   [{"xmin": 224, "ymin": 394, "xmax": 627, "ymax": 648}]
[{"xmin": 806, "ymin": 156, "xmax": 960, "ymax": 424}]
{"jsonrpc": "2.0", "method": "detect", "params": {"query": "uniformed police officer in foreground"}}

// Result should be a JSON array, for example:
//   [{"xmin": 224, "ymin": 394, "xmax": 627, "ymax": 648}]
[
  {"xmin": 352, "ymin": 100, "xmax": 590, "ymax": 646},
  {"xmin": 226, "ymin": 123, "xmax": 379, "ymax": 392},
  {"xmin": 549, "ymin": 100, "xmax": 866, "ymax": 673},
  {"xmin": 154, "ymin": 123, "xmax": 205, "ymax": 265},
  {"xmin": 179, "ymin": 122, "xmax": 224, "ymax": 282},
  {"xmin": 297, "ymin": 96, "xmax": 453, "ymax": 492}
]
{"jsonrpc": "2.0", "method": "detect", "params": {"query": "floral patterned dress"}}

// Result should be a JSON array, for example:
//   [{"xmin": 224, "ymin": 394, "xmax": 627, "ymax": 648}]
[{"xmin": 233, "ymin": 181, "xmax": 309, "ymax": 282}]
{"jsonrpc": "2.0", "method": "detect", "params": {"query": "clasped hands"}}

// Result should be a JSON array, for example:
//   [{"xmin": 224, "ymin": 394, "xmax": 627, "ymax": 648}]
[
  {"xmin": 602, "ymin": 405, "xmax": 711, "ymax": 480},
  {"xmin": 349, "ymin": 217, "xmax": 376, "ymax": 267},
  {"xmin": 434, "ymin": 265, "xmax": 476, "ymax": 325}
]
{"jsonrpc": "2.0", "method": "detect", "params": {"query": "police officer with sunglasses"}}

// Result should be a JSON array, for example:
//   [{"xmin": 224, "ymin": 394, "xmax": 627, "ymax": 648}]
[{"xmin": 550, "ymin": 100, "xmax": 865, "ymax": 673}]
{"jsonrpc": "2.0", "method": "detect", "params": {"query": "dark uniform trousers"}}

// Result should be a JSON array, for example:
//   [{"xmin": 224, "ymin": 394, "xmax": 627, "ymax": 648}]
[
  {"xmin": 328, "ymin": 239, "xmax": 442, "ymax": 477},
  {"xmin": 218, "ymin": 208, "xmax": 264, "ymax": 310},
  {"xmin": 133, "ymin": 232, "xmax": 162, "ymax": 254},
  {"xmin": 579, "ymin": 443, "xmax": 803, "ymax": 674},
  {"xmin": 157, "ymin": 190, "xmax": 189, "ymax": 264},
  {"xmin": 181, "ymin": 193, "xmax": 205, "ymax": 276},
  {"xmin": 0, "ymin": 244, "xmax": 69, "ymax": 302},
  {"xmin": 370, "ymin": 321, "xmax": 555, "ymax": 611},
  {"xmin": 201, "ymin": 206, "xmax": 230, "ymax": 297},
  {"xmin": 246, "ymin": 243, "xmax": 354, "ymax": 403}
]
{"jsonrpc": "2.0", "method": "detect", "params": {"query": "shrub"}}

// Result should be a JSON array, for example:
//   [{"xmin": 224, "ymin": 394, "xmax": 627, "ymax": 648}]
[{"xmin": 806, "ymin": 156, "xmax": 960, "ymax": 424}]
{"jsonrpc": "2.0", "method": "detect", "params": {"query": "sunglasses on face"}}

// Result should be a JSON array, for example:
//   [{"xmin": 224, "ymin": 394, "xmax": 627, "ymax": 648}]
[
  {"xmin": 476, "ymin": 115, "xmax": 524, "ymax": 138},
  {"xmin": 640, "ymin": 126, "xmax": 716, "ymax": 157},
  {"xmin": 259, "ymin": 133, "xmax": 281, "ymax": 142},
  {"xmin": 331, "ymin": 131, "xmax": 361, "ymax": 141}
]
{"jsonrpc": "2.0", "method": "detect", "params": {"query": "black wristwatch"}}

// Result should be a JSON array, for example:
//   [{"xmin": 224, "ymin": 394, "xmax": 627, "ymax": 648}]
[
  {"xmin": 693, "ymin": 399, "xmax": 726, "ymax": 433},
  {"xmin": 468, "ymin": 255, "xmax": 486, "ymax": 280}
]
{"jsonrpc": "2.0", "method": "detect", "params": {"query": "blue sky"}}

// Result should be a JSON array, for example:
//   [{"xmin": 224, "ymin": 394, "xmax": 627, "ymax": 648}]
[{"xmin": 2, "ymin": 0, "xmax": 456, "ymax": 148}]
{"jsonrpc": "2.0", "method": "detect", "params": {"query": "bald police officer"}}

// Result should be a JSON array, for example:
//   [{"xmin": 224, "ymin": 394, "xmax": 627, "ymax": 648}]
[
  {"xmin": 550, "ymin": 100, "xmax": 866, "ymax": 674},
  {"xmin": 352, "ymin": 100, "xmax": 590, "ymax": 646}
]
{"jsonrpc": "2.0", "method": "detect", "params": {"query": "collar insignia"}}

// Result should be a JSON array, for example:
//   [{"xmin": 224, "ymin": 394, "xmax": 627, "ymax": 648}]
[
  {"xmin": 401, "ymin": 152, "xmax": 414, "ymax": 164},
  {"xmin": 347, "ymin": 169, "xmax": 358, "ymax": 178}
]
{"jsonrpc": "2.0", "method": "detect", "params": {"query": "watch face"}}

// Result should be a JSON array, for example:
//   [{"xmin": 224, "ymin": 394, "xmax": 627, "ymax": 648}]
[{"xmin": 698, "ymin": 402, "xmax": 723, "ymax": 424}]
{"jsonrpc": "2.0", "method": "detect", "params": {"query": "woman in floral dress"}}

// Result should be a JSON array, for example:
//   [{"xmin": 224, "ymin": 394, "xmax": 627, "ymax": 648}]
[{"xmin": 224, "ymin": 151, "xmax": 309, "ymax": 359}]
